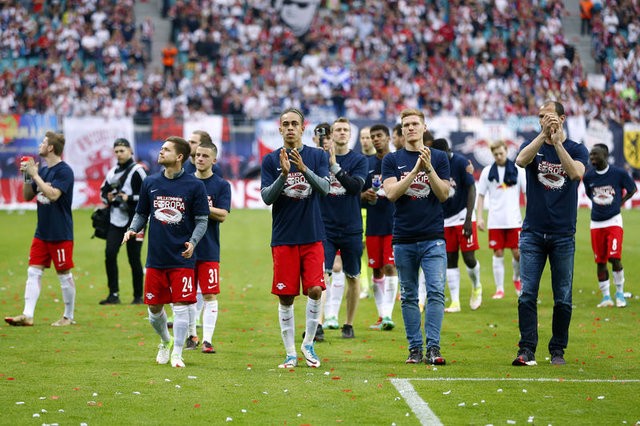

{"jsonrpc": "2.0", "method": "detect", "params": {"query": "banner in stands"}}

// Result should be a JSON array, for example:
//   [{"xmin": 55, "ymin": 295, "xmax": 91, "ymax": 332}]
[{"xmin": 0, "ymin": 114, "xmax": 639, "ymax": 209}]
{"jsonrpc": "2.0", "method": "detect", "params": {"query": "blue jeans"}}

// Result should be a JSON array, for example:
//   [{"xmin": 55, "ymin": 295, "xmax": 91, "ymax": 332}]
[
  {"xmin": 518, "ymin": 231, "xmax": 575, "ymax": 355},
  {"xmin": 394, "ymin": 240, "xmax": 446, "ymax": 351}
]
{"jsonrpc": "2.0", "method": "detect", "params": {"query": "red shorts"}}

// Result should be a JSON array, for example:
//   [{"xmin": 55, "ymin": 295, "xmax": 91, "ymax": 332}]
[
  {"xmin": 488, "ymin": 228, "xmax": 521, "ymax": 250},
  {"xmin": 444, "ymin": 223, "xmax": 480, "ymax": 253},
  {"xmin": 591, "ymin": 226, "xmax": 624, "ymax": 263},
  {"xmin": 366, "ymin": 235, "xmax": 394, "ymax": 269},
  {"xmin": 29, "ymin": 237, "xmax": 74, "ymax": 271},
  {"xmin": 144, "ymin": 267, "xmax": 197, "ymax": 305},
  {"xmin": 195, "ymin": 261, "xmax": 220, "ymax": 295},
  {"xmin": 272, "ymin": 242, "xmax": 326, "ymax": 296}
]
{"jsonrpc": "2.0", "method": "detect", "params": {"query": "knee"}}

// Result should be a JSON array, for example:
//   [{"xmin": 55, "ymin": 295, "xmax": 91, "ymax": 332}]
[{"xmin": 307, "ymin": 286, "xmax": 323, "ymax": 300}]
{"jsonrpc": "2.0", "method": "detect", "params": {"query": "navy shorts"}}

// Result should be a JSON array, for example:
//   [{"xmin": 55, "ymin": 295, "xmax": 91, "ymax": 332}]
[{"xmin": 323, "ymin": 234, "xmax": 363, "ymax": 277}]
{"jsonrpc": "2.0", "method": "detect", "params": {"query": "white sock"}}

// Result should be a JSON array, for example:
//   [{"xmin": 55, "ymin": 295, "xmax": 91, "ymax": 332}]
[
  {"xmin": 23, "ymin": 266, "xmax": 43, "ymax": 318},
  {"xmin": 493, "ymin": 256, "xmax": 505, "ymax": 292},
  {"xmin": 613, "ymin": 270, "xmax": 625, "ymax": 293},
  {"xmin": 372, "ymin": 277, "xmax": 385, "ymax": 317},
  {"xmin": 279, "ymin": 303, "xmax": 296, "ymax": 356},
  {"xmin": 202, "ymin": 300, "xmax": 218, "ymax": 343},
  {"xmin": 383, "ymin": 275, "xmax": 398, "ymax": 318},
  {"xmin": 196, "ymin": 291, "xmax": 204, "ymax": 323},
  {"xmin": 599, "ymin": 279, "xmax": 611, "ymax": 297},
  {"xmin": 512, "ymin": 258, "xmax": 520, "ymax": 282},
  {"xmin": 58, "ymin": 272, "xmax": 76, "ymax": 320},
  {"xmin": 172, "ymin": 304, "xmax": 189, "ymax": 358},
  {"xmin": 467, "ymin": 261, "xmax": 481, "ymax": 289},
  {"xmin": 188, "ymin": 303, "xmax": 197, "ymax": 337},
  {"xmin": 303, "ymin": 297, "xmax": 321, "ymax": 345},
  {"xmin": 447, "ymin": 268, "xmax": 461, "ymax": 304},
  {"xmin": 148, "ymin": 307, "xmax": 171, "ymax": 343},
  {"xmin": 324, "ymin": 271, "xmax": 345, "ymax": 319},
  {"xmin": 418, "ymin": 269, "xmax": 427, "ymax": 306}
]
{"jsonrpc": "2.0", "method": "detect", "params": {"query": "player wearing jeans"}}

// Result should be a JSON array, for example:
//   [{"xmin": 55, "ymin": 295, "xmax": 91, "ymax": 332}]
[
  {"xmin": 261, "ymin": 108, "xmax": 330, "ymax": 369},
  {"xmin": 123, "ymin": 136, "xmax": 210, "ymax": 368},
  {"xmin": 6, "ymin": 132, "xmax": 76, "ymax": 327},
  {"xmin": 382, "ymin": 109, "xmax": 450, "ymax": 365},
  {"xmin": 583, "ymin": 144, "xmax": 637, "ymax": 308}
]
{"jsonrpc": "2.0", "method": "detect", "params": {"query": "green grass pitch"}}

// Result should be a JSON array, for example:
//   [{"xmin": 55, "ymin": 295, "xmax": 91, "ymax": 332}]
[{"xmin": 0, "ymin": 208, "xmax": 639, "ymax": 425}]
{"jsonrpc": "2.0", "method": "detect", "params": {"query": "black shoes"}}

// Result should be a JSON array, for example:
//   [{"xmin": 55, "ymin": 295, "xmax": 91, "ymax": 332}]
[
  {"xmin": 99, "ymin": 294, "xmax": 121, "ymax": 305},
  {"xmin": 131, "ymin": 297, "xmax": 144, "ymax": 304},
  {"xmin": 341, "ymin": 324, "xmax": 355, "ymax": 338}
]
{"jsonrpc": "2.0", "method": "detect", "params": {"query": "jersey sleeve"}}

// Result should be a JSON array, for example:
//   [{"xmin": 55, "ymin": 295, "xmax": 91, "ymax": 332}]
[
  {"xmin": 476, "ymin": 167, "xmax": 490, "ymax": 196},
  {"xmin": 217, "ymin": 180, "xmax": 232, "ymax": 212},
  {"xmin": 260, "ymin": 151, "xmax": 277, "ymax": 189},
  {"xmin": 381, "ymin": 153, "xmax": 396, "ymax": 181}
]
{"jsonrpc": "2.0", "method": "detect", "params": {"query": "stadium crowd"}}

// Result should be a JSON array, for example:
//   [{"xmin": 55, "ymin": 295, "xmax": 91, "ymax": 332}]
[{"xmin": 0, "ymin": 0, "xmax": 639, "ymax": 123}]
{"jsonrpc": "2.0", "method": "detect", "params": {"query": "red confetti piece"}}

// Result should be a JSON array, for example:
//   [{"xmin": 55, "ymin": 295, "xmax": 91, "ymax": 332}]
[
  {"xmin": 194, "ymin": 404, "xmax": 201, "ymax": 408},
  {"xmin": 252, "ymin": 400, "xmax": 259, "ymax": 404},
  {"xmin": 7, "ymin": 377, "xmax": 15, "ymax": 381},
  {"xmin": 331, "ymin": 376, "xmax": 341, "ymax": 380},
  {"xmin": 386, "ymin": 373, "xmax": 397, "ymax": 377},
  {"xmin": 51, "ymin": 396, "xmax": 59, "ymax": 400},
  {"xmin": 342, "ymin": 389, "xmax": 352, "ymax": 393}
]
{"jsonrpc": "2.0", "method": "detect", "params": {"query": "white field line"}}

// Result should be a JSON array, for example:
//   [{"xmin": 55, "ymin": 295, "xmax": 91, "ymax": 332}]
[
  {"xmin": 390, "ymin": 378, "xmax": 443, "ymax": 426},
  {"xmin": 390, "ymin": 377, "xmax": 640, "ymax": 426}
]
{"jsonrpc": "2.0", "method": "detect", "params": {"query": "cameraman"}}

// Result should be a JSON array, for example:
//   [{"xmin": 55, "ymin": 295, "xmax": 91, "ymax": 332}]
[{"xmin": 99, "ymin": 138, "xmax": 147, "ymax": 305}]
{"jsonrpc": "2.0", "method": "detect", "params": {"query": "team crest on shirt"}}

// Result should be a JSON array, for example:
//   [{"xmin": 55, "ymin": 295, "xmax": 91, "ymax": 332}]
[
  {"xmin": 404, "ymin": 171, "xmax": 431, "ymax": 199},
  {"xmin": 283, "ymin": 172, "xmax": 312, "ymax": 199},
  {"xmin": 36, "ymin": 192, "xmax": 51, "ymax": 204},
  {"xmin": 537, "ymin": 161, "xmax": 566, "ymax": 190},
  {"xmin": 591, "ymin": 185, "xmax": 615, "ymax": 206},
  {"xmin": 153, "ymin": 196, "xmax": 185, "ymax": 224},
  {"xmin": 328, "ymin": 173, "xmax": 346, "ymax": 196}
]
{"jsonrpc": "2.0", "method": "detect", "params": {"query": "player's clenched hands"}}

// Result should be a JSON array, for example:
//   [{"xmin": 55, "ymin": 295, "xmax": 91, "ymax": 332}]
[
  {"xmin": 182, "ymin": 241, "xmax": 194, "ymax": 258},
  {"xmin": 288, "ymin": 147, "xmax": 307, "ymax": 174},
  {"xmin": 279, "ymin": 148, "xmax": 291, "ymax": 176}
]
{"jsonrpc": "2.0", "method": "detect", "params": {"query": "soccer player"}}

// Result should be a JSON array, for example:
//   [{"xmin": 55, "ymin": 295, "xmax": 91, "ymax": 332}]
[
  {"xmin": 362, "ymin": 124, "xmax": 398, "ymax": 330},
  {"xmin": 99, "ymin": 138, "xmax": 147, "ymax": 305},
  {"xmin": 583, "ymin": 143, "xmax": 637, "ymax": 308},
  {"xmin": 6, "ymin": 132, "xmax": 76, "ymax": 327},
  {"xmin": 512, "ymin": 101, "xmax": 588, "ymax": 366},
  {"xmin": 261, "ymin": 108, "xmax": 330, "ymax": 368},
  {"xmin": 382, "ymin": 109, "xmax": 450, "ymax": 365},
  {"xmin": 476, "ymin": 140, "xmax": 526, "ymax": 299},
  {"xmin": 391, "ymin": 124, "xmax": 405, "ymax": 151},
  {"xmin": 320, "ymin": 117, "xmax": 368, "ymax": 339},
  {"xmin": 359, "ymin": 126, "xmax": 376, "ymax": 156},
  {"xmin": 431, "ymin": 138, "xmax": 482, "ymax": 313},
  {"xmin": 184, "ymin": 130, "xmax": 223, "ymax": 177},
  {"xmin": 123, "ymin": 136, "xmax": 210, "ymax": 368},
  {"xmin": 189, "ymin": 141, "xmax": 231, "ymax": 353}
]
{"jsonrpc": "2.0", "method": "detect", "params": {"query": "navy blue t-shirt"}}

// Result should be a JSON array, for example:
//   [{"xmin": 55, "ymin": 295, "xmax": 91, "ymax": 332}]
[
  {"xmin": 442, "ymin": 153, "xmax": 475, "ymax": 218},
  {"xmin": 583, "ymin": 165, "xmax": 636, "ymax": 222},
  {"xmin": 520, "ymin": 139, "xmax": 589, "ymax": 234},
  {"xmin": 363, "ymin": 154, "xmax": 394, "ymax": 236},
  {"xmin": 33, "ymin": 161, "xmax": 74, "ymax": 241},
  {"xmin": 321, "ymin": 150, "xmax": 368, "ymax": 237},
  {"xmin": 136, "ymin": 171, "xmax": 210, "ymax": 268},
  {"xmin": 261, "ymin": 146, "xmax": 329, "ymax": 246},
  {"xmin": 382, "ymin": 148, "xmax": 450, "ymax": 242},
  {"xmin": 195, "ymin": 174, "xmax": 232, "ymax": 262}
]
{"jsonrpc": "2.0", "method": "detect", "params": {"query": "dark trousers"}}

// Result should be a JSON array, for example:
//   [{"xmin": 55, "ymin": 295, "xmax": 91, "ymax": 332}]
[{"xmin": 105, "ymin": 224, "xmax": 144, "ymax": 299}]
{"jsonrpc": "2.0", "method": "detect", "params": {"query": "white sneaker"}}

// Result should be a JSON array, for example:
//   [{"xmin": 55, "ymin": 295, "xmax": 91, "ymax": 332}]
[
  {"xmin": 156, "ymin": 338, "xmax": 173, "ymax": 364},
  {"xmin": 445, "ymin": 301, "xmax": 461, "ymax": 313},
  {"xmin": 301, "ymin": 343, "xmax": 321, "ymax": 368},
  {"xmin": 596, "ymin": 295, "xmax": 614, "ymax": 308},
  {"xmin": 171, "ymin": 354, "xmax": 185, "ymax": 368},
  {"xmin": 470, "ymin": 287, "xmax": 482, "ymax": 310},
  {"xmin": 324, "ymin": 316, "xmax": 339, "ymax": 329},
  {"xmin": 615, "ymin": 292, "xmax": 627, "ymax": 308},
  {"xmin": 278, "ymin": 355, "xmax": 298, "ymax": 368},
  {"xmin": 51, "ymin": 317, "xmax": 76, "ymax": 326}
]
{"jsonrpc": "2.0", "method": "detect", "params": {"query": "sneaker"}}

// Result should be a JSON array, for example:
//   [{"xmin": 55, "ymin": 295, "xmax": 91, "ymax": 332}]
[
  {"xmin": 51, "ymin": 317, "xmax": 76, "ymax": 326},
  {"xmin": 131, "ymin": 297, "xmax": 144, "ymax": 305},
  {"xmin": 4, "ymin": 314, "xmax": 34, "ymax": 326},
  {"xmin": 301, "ymin": 343, "xmax": 321, "ymax": 368},
  {"xmin": 156, "ymin": 338, "xmax": 173, "ymax": 364},
  {"xmin": 426, "ymin": 346, "xmax": 446, "ymax": 365},
  {"xmin": 341, "ymin": 324, "xmax": 355, "ymax": 339},
  {"xmin": 99, "ymin": 294, "xmax": 121, "ymax": 305},
  {"xmin": 185, "ymin": 335, "xmax": 199, "ymax": 350},
  {"xmin": 513, "ymin": 280, "xmax": 522, "ymax": 296},
  {"xmin": 201, "ymin": 341, "xmax": 216, "ymax": 354},
  {"xmin": 492, "ymin": 290, "xmax": 505, "ymax": 299},
  {"xmin": 405, "ymin": 347, "xmax": 424, "ymax": 364},
  {"xmin": 324, "ymin": 316, "xmax": 339, "ymax": 330},
  {"xmin": 445, "ymin": 301, "xmax": 461, "ymax": 313},
  {"xmin": 470, "ymin": 286, "xmax": 482, "ymax": 310},
  {"xmin": 615, "ymin": 292, "xmax": 627, "ymax": 308},
  {"xmin": 596, "ymin": 295, "xmax": 614, "ymax": 308},
  {"xmin": 550, "ymin": 351, "xmax": 566, "ymax": 365},
  {"xmin": 278, "ymin": 355, "xmax": 298, "ymax": 369},
  {"xmin": 512, "ymin": 347, "xmax": 537, "ymax": 366},
  {"xmin": 369, "ymin": 317, "xmax": 383, "ymax": 330},
  {"xmin": 171, "ymin": 354, "xmax": 185, "ymax": 368},
  {"xmin": 381, "ymin": 316, "xmax": 395, "ymax": 331}
]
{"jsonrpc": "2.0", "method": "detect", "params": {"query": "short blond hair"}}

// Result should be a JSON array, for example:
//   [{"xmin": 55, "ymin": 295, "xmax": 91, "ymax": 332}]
[
  {"xmin": 400, "ymin": 108, "xmax": 425, "ymax": 122},
  {"xmin": 490, "ymin": 140, "xmax": 507, "ymax": 152}
]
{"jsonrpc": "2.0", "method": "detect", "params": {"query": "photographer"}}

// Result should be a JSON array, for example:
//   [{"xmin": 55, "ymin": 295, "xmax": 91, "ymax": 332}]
[{"xmin": 99, "ymin": 138, "xmax": 147, "ymax": 305}]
